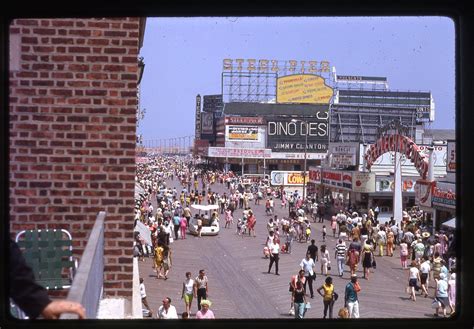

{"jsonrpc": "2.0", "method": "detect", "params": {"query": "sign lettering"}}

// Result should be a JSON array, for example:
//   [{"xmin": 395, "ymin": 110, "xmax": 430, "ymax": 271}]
[{"xmin": 365, "ymin": 134, "xmax": 429, "ymax": 179}]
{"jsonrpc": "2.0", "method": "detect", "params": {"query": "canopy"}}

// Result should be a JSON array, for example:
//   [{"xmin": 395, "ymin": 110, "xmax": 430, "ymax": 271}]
[
  {"xmin": 441, "ymin": 217, "xmax": 456, "ymax": 229},
  {"xmin": 134, "ymin": 221, "xmax": 152, "ymax": 246},
  {"xmin": 191, "ymin": 204, "xmax": 219, "ymax": 211}
]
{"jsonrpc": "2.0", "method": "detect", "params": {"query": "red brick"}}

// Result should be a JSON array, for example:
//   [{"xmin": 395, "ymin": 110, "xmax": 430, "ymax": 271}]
[
  {"xmin": 10, "ymin": 17, "xmax": 140, "ymax": 299},
  {"xmin": 104, "ymin": 47, "xmax": 126, "ymax": 54},
  {"xmin": 69, "ymin": 30, "xmax": 92, "ymax": 37}
]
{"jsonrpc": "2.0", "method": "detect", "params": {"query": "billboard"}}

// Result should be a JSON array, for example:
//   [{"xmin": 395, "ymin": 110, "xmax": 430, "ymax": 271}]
[
  {"xmin": 447, "ymin": 141, "xmax": 456, "ymax": 173},
  {"xmin": 225, "ymin": 125, "xmax": 266, "ymax": 148},
  {"xmin": 203, "ymin": 94, "xmax": 223, "ymax": 112},
  {"xmin": 227, "ymin": 126, "xmax": 259, "ymax": 141},
  {"xmin": 194, "ymin": 139, "xmax": 209, "ymax": 156},
  {"xmin": 195, "ymin": 95, "xmax": 201, "ymax": 139},
  {"xmin": 201, "ymin": 112, "xmax": 214, "ymax": 135},
  {"xmin": 277, "ymin": 74, "xmax": 334, "ymax": 104},
  {"xmin": 432, "ymin": 181, "xmax": 456, "ymax": 209},
  {"xmin": 270, "ymin": 171, "xmax": 309, "ymax": 186},
  {"xmin": 416, "ymin": 106, "xmax": 433, "ymax": 122},
  {"xmin": 415, "ymin": 179, "xmax": 434, "ymax": 208},
  {"xmin": 376, "ymin": 176, "xmax": 417, "ymax": 193},
  {"xmin": 308, "ymin": 166, "xmax": 322, "ymax": 184},
  {"xmin": 266, "ymin": 115, "xmax": 329, "ymax": 153},
  {"xmin": 352, "ymin": 172, "xmax": 376, "ymax": 193},
  {"xmin": 225, "ymin": 116, "xmax": 264, "ymax": 125},
  {"xmin": 329, "ymin": 143, "xmax": 358, "ymax": 168},
  {"xmin": 321, "ymin": 170, "xmax": 353, "ymax": 190}
]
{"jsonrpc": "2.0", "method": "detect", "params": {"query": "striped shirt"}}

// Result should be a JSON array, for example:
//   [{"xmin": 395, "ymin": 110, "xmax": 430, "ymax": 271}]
[{"xmin": 335, "ymin": 243, "xmax": 347, "ymax": 257}]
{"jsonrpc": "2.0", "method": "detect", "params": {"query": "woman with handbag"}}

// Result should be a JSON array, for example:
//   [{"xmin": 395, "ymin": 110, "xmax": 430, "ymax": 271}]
[
  {"xmin": 320, "ymin": 245, "xmax": 330, "ymax": 276},
  {"xmin": 361, "ymin": 244, "xmax": 374, "ymax": 280},
  {"xmin": 317, "ymin": 276, "xmax": 336, "ymax": 319}
]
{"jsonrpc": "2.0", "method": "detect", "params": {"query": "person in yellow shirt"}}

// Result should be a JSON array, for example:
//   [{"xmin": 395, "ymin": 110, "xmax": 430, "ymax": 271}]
[{"xmin": 317, "ymin": 276, "xmax": 337, "ymax": 319}]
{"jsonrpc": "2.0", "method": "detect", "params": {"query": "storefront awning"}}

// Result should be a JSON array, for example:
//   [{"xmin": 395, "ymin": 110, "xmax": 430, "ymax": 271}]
[{"xmin": 441, "ymin": 217, "xmax": 456, "ymax": 229}]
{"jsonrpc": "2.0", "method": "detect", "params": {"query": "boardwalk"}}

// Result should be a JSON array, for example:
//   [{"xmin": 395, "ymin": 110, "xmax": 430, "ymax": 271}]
[{"xmin": 139, "ymin": 178, "xmax": 438, "ymax": 319}]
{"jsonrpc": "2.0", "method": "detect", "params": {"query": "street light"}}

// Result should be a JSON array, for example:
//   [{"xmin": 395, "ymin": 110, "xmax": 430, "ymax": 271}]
[{"xmin": 291, "ymin": 118, "xmax": 308, "ymax": 204}]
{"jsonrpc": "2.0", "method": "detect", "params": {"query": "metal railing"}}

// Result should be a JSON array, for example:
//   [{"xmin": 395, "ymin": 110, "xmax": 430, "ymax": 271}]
[{"xmin": 60, "ymin": 211, "xmax": 106, "ymax": 319}]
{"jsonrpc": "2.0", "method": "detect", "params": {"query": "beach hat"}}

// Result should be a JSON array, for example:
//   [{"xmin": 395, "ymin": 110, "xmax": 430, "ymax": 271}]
[
  {"xmin": 422, "ymin": 232, "xmax": 431, "ymax": 239},
  {"xmin": 439, "ymin": 273, "xmax": 447, "ymax": 280}
]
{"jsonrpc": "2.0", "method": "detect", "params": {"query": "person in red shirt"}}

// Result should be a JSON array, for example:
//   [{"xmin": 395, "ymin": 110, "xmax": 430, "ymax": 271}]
[{"xmin": 247, "ymin": 210, "xmax": 257, "ymax": 237}]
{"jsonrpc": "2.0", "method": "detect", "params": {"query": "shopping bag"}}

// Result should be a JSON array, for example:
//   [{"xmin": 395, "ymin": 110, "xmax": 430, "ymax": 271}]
[{"xmin": 305, "ymin": 302, "xmax": 311, "ymax": 309}]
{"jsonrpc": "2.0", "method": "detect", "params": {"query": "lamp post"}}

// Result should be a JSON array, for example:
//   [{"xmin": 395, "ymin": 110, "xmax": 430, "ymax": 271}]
[{"xmin": 291, "ymin": 118, "xmax": 308, "ymax": 203}]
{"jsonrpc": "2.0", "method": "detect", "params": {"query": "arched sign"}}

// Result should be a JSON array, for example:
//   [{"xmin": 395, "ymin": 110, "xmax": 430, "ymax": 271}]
[{"xmin": 365, "ymin": 134, "xmax": 429, "ymax": 179}]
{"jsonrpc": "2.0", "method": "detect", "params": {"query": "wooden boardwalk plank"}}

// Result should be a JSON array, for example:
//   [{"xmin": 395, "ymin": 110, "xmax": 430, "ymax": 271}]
[{"xmin": 138, "ymin": 178, "xmax": 438, "ymax": 319}]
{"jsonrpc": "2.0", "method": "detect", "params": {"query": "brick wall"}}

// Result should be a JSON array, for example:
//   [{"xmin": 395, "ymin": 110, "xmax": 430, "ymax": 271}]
[{"xmin": 9, "ymin": 18, "xmax": 143, "ymax": 297}]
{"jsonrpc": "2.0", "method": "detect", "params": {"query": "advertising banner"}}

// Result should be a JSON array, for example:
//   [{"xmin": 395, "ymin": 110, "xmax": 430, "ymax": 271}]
[
  {"xmin": 447, "ymin": 141, "xmax": 456, "ymax": 173},
  {"xmin": 415, "ymin": 179, "xmax": 435, "ymax": 208},
  {"xmin": 277, "ymin": 74, "xmax": 334, "ymax": 104},
  {"xmin": 270, "ymin": 171, "xmax": 309, "ymax": 186},
  {"xmin": 207, "ymin": 147, "xmax": 271, "ymax": 159},
  {"xmin": 203, "ymin": 94, "xmax": 223, "ymax": 112},
  {"xmin": 225, "ymin": 116, "xmax": 264, "ymax": 125},
  {"xmin": 376, "ymin": 176, "xmax": 417, "ymax": 193},
  {"xmin": 227, "ymin": 126, "xmax": 259, "ymax": 141},
  {"xmin": 201, "ymin": 112, "xmax": 214, "ymax": 135},
  {"xmin": 329, "ymin": 143, "xmax": 358, "ymax": 168},
  {"xmin": 194, "ymin": 139, "xmax": 209, "ymax": 156},
  {"xmin": 352, "ymin": 172, "xmax": 376, "ymax": 193},
  {"xmin": 321, "ymin": 170, "xmax": 353, "ymax": 190},
  {"xmin": 308, "ymin": 166, "xmax": 322, "ymax": 184},
  {"xmin": 432, "ymin": 181, "xmax": 456, "ymax": 209},
  {"xmin": 266, "ymin": 115, "xmax": 329, "ymax": 153}
]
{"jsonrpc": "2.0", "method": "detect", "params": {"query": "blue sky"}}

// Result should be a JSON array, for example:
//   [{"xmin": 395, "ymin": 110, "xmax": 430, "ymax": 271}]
[{"xmin": 138, "ymin": 16, "xmax": 455, "ymax": 141}]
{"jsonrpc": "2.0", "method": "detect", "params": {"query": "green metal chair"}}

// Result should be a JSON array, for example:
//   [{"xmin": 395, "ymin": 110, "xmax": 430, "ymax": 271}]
[
  {"xmin": 10, "ymin": 229, "xmax": 77, "ymax": 319},
  {"xmin": 15, "ymin": 229, "xmax": 77, "ymax": 291}
]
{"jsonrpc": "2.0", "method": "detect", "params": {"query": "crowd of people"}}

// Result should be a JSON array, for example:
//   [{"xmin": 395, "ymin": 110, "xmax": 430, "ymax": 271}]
[{"xmin": 133, "ymin": 155, "xmax": 457, "ymax": 319}]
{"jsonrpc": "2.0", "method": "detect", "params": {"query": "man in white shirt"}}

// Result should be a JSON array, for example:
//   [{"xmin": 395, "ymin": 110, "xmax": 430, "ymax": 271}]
[
  {"xmin": 157, "ymin": 297, "xmax": 178, "ymax": 319},
  {"xmin": 139, "ymin": 278, "xmax": 152, "ymax": 314},
  {"xmin": 419, "ymin": 256, "xmax": 431, "ymax": 297},
  {"xmin": 336, "ymin": 210, "xmax": 346, "ymax": 224},
  {"xmin": 267, "ymin": 240, "xmax": 280, "ymax": 275}
]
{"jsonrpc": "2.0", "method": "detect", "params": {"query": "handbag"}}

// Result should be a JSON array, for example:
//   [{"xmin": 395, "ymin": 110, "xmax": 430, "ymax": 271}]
[
  {"xmin": 333, "ymin": 292, "xmax": 339, "ymax": 301},
  {"xmin": 311, "ymin": 272, "xmax": 316, "ymax": 280},
  {"xmin": 305, "ymin": 302, "xmax": 311, "ymax": 309},
  {"xmin": 328, "ymin": 264, "xmax": 332, "ymax": 271},
  {"xmin": 372, "ymin": 258, "xmax": 377, "ymax": 269}
]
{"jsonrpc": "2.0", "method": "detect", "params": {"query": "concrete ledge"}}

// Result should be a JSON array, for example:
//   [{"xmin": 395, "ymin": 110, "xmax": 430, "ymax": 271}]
[
  {"xmin": 132, "ymin": 257, "xmax": 144, "ymax": 319},
  {"xmin": 97, "ymin": 298, "xmax": 126, "ymax": 319}
]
